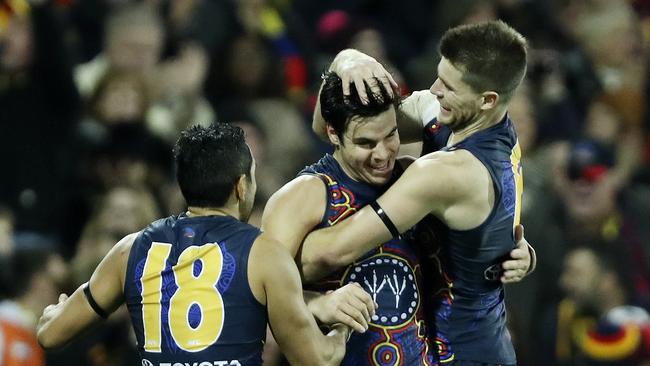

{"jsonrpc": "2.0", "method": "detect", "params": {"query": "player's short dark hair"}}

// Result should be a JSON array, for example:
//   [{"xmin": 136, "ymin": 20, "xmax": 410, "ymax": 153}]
[
  {"xmin": 440, "ymin": 20, "xmax": 527, "ymax": 102},
  {"xmin": 173, "ymin": 124, "xmax": 252, "ymax": 208},
  {"xmin": 319, "ymin": 71, "xmax": 400, "ymax": 143}
]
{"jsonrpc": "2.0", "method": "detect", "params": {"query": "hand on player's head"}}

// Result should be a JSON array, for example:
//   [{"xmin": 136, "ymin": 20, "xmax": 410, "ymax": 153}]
[{"xmin": 334, "ymin": 51, "xmax": 398, "ymax": 104}]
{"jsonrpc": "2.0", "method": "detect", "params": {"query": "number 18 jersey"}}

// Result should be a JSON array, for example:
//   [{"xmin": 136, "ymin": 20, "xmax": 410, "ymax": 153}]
[{"xmin": 123, "ymin": 214, "xmax": 267, "ymax": 366}]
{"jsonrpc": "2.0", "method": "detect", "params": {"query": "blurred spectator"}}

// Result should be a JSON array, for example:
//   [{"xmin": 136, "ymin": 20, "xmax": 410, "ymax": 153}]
[
  {"xmin": 583, "ymin": 98, "xmax": 644, "ymax": 188},
  {"xmin": 76, "ymin": 68, "xmax": 172, "ymax": 191},
  {"xmin": 0, "ymin": 245, "xmax": 67, "ymax": 324},
  {"xmin": 0, "ymin": 317, "xmax": 43, "ymax": 365},
  {"xmin": 0, "ymin": 0, "xmax": 80, "ymax": 239},
  {"xmin": 161, "ymin": 0, "xmax": 236, "ymax": 54},
  {"xmin": 538, "ymin": 245, "xmax": 650, "ymax": 365},
  {"xmin": 71, "ymin": 186, "xmax": 159, "ymax": 284},
  {"xmin": 0, "ymin": 205, "xmax": 14, "ymax": 301},
  {"xmin": 0, "ymin": 245, "xmax": 68, "ymax": 366},
  {"xmin": 525, "ymin": 139, "xmax": 650, "ymax": 349},
  {"xmin": 68, "ymin": 115, "xmax": 171, "ymax": 251},
  {"xmin": 87, "ymin": 69, "xmax": 151, "ymax": 127},
  {"xmin": 292, "ymin": 0, "xmax": 433, "ymax": 70},
  {"xmin": 234, "ymin": 0, "xmax": 313, "ymax": 106},
  {"xmin": 315, "ymin": 11, "xmax": 408, "ymax": 91},
  {"xmin": 0, "ymin": 205, "xmax": 14, "ymax": 257},
  {"xmin": 562, "ymin": 1, "xmax": 646, "ymax": 133},
  {"xmin": 74, "ymin": 2, "xmax": 163, "ymax": 96},
  {"xmin": 217, "ymin": 100, "xmax": 314, "ymax": 203},
  {"xmin": 208, "ymin": 33, "xmax": 286, "ymax": 104},
  {"xmin": 505, "ymin": 82, "xmax": 543, "ymax": 362},
  {"xmin": 248, "ymin": 99, "xmax": 319, "ymax": 193},
  {"xmin": 75, "ymin": 2, "xmax": 214, "ymax": 144}
]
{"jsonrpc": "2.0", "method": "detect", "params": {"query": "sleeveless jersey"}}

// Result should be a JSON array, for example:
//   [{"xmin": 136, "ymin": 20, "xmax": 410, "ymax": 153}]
[
  {"xmin": 300, "ymin": 154, "xmax": 437, "ymax": 366},
  {"xmin": 123, "ymin": 214, "xmax": 267, "ymax": 366},
  {"xmin": 420, "ymin": 116, "xmax": 522, "ymax": 364}
]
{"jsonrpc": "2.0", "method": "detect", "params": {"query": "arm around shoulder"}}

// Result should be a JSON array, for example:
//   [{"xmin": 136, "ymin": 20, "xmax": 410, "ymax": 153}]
[
  {"xmin": 261, "ymin": 175, "xmax": 327, "ymax": 257},
  {"xmin": 300, "ymin": 157, "xmax": 450, "ymax": 281}
]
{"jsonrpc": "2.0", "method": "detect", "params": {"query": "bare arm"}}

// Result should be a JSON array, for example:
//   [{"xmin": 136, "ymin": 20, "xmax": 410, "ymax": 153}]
[
  {"xmin": 37, "ymin": 232, "xmax": 136, "ymax": 349},
  {"xmin": 301, "ymin": 153, "xmax": 470, "ymax": 281},
  {"xmin": 397, "ymin": 90, "xmax": 440, "ymax": 143},
  {"xmin": 249, "ymin": 235, "xmax": 350, "ymax": 366},
  {"xmin": 262, "ymin": 176, "xmax": 376, "ymax": 332},
  {"xmin": 312, "ymin": 80, "xmax": 329, "ymax": 141},
  {"xmin": 300, "ymin": 152, "xmax": 535, "ymax": 282},
  {"xmin": 261, "ymin": 175, "xmax": 326, "ymax": 257}
]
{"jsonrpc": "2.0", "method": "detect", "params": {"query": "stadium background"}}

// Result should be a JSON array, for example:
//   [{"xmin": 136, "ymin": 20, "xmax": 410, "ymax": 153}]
[{"xmin": 1, "ymin": 0, "xmax": 650, "ymax": 364}]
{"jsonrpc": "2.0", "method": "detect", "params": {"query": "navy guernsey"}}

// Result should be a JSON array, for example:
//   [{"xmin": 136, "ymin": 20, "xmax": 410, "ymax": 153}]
[
  {"xmin": 420, "ymin": 116, "xmax": 522, "ymax": 364},
  {"xmin": 300, "ymin": 154, "xmax": 437, "ymax": 366},
  {"xmin": 123, "ymin": 214, "xmax": 267, "ymax": 366}
]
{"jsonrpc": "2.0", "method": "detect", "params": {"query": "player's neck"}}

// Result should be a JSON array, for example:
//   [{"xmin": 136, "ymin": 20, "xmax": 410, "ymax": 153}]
[
  {"xmin": 448, "ymin": 108, "xmax": 506, "ymax": 146},
  {"xmin": 186, "ymin": 206, "xmax": 239, "ymax": 220},
  {"xmin": 332, "ymin": 151, "xmax": 362, "ymax": 183}
]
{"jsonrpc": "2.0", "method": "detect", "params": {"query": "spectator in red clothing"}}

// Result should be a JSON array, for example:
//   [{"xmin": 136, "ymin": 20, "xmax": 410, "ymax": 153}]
[{"xmin": 539, "ymin": 245, "xmax": 650, "ymax": 365}]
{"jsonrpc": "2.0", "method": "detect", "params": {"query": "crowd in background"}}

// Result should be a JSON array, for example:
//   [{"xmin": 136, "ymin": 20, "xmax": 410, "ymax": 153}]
[{"xmin": 1, "ymin": 0, "xmax": 650, "ymax": 364}]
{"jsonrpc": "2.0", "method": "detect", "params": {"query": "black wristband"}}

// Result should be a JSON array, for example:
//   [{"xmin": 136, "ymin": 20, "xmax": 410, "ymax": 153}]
[
  {"xmin": 370, "ymin": 201, "xmax": 401, "ymax": 239},
  {"xmin": 83, "ymin": 282, "xmax": 109, "ymax": 319}
]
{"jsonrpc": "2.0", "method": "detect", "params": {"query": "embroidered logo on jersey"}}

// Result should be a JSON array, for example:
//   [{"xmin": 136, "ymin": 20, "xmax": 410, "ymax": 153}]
[
  {"xmin": 343, "ymin": 253, "xmax": 419, "ymax": 327},
  {"xmin": 426, "ymin": 119, "xmax": 440, "ymax": 136},
  {"xmin": 182, "ymin": 227, "xmax": 195, "ymax": 238}
]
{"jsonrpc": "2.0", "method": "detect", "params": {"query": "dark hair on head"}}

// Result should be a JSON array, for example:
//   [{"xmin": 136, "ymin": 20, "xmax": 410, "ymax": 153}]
[
  {"xmin": 440, "ymin": 20, "xmax": 527, "ymax": 102},
  {"xmin": 173, "ymin": 123, "xmax": 252, "ymax": 208},
  {"xmin": 319, "ymin": 71, "xmax": 400, "ymax": 142}
]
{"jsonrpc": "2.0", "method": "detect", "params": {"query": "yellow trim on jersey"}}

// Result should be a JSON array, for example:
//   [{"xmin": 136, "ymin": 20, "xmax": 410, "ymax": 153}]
[{"xmin": 510, "ymin": 141, "xmax": 523, "ymax": 227}]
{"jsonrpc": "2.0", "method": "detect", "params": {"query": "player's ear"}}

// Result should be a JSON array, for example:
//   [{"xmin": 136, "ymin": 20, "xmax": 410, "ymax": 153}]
[
  {"xmin": 480, "ymin": 91, "xmax": 499, "ymax": 110},
  {"xmin": 235, "ymin": 174, "xmax": 247, "ymax": 201},
  {"xmin": 326, "ymin": 124, "xmax": 341, "ymax": 146}
]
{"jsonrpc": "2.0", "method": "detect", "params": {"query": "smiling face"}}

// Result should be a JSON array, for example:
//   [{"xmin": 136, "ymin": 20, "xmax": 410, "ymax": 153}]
[
  {"xmin": 560, "ymin": 248, "xmax": 603, "ymax": 309},
  {"xmin": 429, "ymin": 57, "xmax": 485, "ymax": 131},
  {"xmin": 331, "ymin": 107, "xmax": 399, "ymax": 186}
]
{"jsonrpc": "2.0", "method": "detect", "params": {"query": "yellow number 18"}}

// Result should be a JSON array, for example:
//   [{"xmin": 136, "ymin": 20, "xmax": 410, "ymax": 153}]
[{"xmin": 140, "ymin": 242, "xmax": 225, "ymax": 353}]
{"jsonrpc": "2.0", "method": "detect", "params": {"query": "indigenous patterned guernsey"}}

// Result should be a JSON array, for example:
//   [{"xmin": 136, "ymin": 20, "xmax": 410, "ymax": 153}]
[
  {"xmin": 420, "ymin": 115, "xmax": 522, "ymax": 365},
  {"xmin": 300, "ymin": 154, "xmax": 437, "ymax": 366},
  {"xmin": 123, "ymin": 214, "xmax": 267, "ymax": 366}
]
